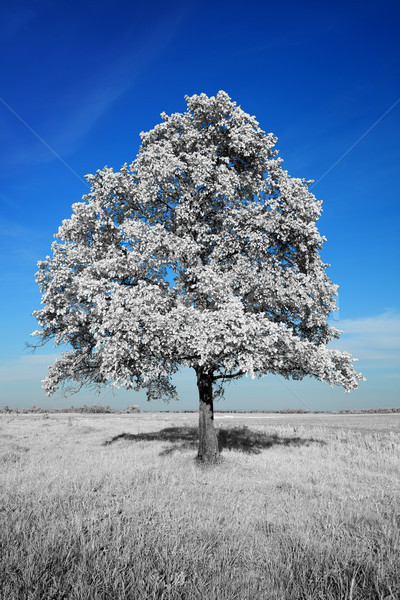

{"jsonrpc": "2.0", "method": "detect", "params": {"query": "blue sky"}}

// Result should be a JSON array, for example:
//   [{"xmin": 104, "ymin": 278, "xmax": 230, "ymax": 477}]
[{"xmin": 0, "ymin": 0, "xmax": 399, "ymax": 411}]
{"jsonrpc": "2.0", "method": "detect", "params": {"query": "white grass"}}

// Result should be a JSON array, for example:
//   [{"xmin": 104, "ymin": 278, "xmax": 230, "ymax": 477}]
[{"xmin": 1, "ymin": 412, "xmax": 399, "ymax": 599}]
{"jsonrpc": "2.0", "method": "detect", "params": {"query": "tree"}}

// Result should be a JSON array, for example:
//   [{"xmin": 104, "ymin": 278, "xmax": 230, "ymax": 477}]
[{"xmin": 33, "ymin": 91, "xmax": 364, "ymax": 462}]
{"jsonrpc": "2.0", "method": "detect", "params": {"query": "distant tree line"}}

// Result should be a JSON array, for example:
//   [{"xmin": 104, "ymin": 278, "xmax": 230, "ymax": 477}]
[
  {"xmin": 171, "ymin": 408, "xmax": 400, "ymax": 414},
  {"xmin": 1, "ymin": 405, "xmax": 399, "ymax": 415},
  {"xmin": 0, "ymin": 404, "xmax": 141, "ymax": 414},
  {"xmin": 335, "ymin": 407, "xmax": 400, "ymax": 414}
]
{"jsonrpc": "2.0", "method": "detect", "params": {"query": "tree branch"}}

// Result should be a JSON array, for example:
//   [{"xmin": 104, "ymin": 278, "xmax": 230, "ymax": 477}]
[{"xmin": 213, "ymin": 370, "xmax": 244, "ymax": 381}]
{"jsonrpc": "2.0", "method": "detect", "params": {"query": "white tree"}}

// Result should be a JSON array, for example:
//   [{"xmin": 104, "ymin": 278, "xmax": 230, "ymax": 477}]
[{"xmin": 33, "ymin": 91, "xmax": 363, "ymax": 462}]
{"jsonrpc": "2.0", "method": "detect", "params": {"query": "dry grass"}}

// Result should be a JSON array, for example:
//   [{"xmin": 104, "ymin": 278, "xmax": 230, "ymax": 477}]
[{"xmin": 0, "ymin": 412, "xmax": 399, "ymax": 599}]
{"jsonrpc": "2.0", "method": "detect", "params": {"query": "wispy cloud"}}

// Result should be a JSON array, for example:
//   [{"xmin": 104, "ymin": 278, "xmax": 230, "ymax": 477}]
[
  {"xmin": 0, "ymin": 5, "xmax": 36, "ymax": 40},
  {"xmin": 332, "ymin": 310, "xmax": 400, "ymax": 368},
  {"xmin": 2, "ymin": 8, "xmax": 186, "ymax": 169},
  {"xmin": 0, "ymin": 216, "xmax": 45, "ymax": 240},
  {"xmin": 0, "ymin": 353, "xmax": 55, "ymax": 384}
]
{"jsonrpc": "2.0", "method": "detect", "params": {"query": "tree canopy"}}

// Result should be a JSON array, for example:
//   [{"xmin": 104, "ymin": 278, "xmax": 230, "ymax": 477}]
[{"xmin": 33, "ymin": 91, "xmax": 363, "ymax": 460}]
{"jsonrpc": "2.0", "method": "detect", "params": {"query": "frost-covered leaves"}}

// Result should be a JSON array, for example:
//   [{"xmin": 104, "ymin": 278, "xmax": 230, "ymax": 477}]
[{"xmin": 33, "ymin": 91, "xmax": 364, "ymax": 399}]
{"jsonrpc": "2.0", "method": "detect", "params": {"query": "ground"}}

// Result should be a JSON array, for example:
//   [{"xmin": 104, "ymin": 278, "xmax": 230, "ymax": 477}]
[{"xmin": 1, "ymin": 411, "xmax": 399, "ymax": 599}]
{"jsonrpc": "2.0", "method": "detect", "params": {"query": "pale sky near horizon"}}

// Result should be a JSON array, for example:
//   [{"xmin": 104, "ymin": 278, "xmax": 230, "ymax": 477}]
[{"xmin": 0, "ymin": 0, "xmax": 399, "ymax": 411}]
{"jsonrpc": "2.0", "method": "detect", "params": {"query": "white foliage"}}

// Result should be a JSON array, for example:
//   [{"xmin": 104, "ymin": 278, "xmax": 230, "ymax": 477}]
[{"xmin": 33, "ymin": 91, "xmax": 364, "ymax": 400}]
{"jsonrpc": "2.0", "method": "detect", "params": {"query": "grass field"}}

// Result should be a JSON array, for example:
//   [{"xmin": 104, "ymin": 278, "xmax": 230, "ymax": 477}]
[{"xmin": 1, "ymin": 411, "xmax": 399, "ymax": 599}]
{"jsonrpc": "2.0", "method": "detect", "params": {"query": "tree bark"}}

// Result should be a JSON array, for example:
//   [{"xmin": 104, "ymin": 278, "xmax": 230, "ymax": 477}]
[{"xmin": 196, "ymin": 368, "xmax": 219, "ymax": 463}]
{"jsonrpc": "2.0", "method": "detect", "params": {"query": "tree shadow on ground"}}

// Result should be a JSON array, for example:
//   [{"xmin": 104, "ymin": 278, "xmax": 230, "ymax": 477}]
[{"xmin": 103, "ymin": 426, "xmax": 326, "ymax": 456}]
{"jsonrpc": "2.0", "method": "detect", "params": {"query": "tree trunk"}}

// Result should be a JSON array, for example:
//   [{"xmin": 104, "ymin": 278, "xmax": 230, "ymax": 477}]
[{"xmin": 196, "ymin": 368, "xmax": 219, "ymax": 463}]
